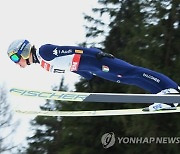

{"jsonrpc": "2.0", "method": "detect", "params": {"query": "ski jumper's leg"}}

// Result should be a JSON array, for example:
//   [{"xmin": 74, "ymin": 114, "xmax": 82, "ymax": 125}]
[
  {"xmin": 101, "ymin": 58, "xmax": 179, "ymax": 93},
  {"xmin": 78, "ymin": 56, "xmax": 179, "ymax": 94}
]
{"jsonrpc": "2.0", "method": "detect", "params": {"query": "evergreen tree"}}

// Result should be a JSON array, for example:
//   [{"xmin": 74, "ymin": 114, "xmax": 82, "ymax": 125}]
[{"xmin": 0, "ymin": 84, "xmax": 18, "ymax": 153}]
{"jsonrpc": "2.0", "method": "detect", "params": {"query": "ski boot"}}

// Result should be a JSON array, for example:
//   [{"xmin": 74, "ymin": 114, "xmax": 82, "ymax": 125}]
[{"xmin": 142, "ymin": 88, "xmax": 179, "ymax": 112}]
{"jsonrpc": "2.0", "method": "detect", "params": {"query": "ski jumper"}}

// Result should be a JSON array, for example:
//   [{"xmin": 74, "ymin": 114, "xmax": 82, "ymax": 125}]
[{"xmin": 35, "ymin": 44, "xmax": 179, "ymax": 94}]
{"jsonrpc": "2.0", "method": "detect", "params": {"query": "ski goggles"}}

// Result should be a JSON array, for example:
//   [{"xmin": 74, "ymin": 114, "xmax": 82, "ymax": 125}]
[
  {"xmin": 9, "ymin": 40, "xmax": 29, "ymax": 63},
  {"xmin": 10, "ymin": 54, "xmax": 21, "ymax": 63}
]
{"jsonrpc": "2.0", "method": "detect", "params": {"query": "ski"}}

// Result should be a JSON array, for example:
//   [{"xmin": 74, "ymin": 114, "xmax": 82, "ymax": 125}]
[
  {"xmin": 15, "ymin": 107, "xmax": 180, "ymax": 116},
  {"xmin": 10, "ymin": 88, "xmax": 180, "ymax": 104}
]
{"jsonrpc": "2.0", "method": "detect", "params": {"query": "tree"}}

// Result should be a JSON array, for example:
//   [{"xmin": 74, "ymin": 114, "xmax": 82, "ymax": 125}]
[
  {"xmin": 25, "ymin": 78, "xmax": 67, "ymax": 154},
  {"xmin": 0, "ymin": 84, "xmax": 18, "ymax": 153}
]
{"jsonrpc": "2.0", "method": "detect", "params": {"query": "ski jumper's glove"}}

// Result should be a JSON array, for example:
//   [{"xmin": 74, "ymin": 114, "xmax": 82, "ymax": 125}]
[{"xmin": 96, "ymin": 52, "xmax": 114, "ymax": 60}]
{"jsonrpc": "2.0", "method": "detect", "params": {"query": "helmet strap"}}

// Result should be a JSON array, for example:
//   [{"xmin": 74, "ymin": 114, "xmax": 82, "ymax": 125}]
[
  {"xmin": 26, "ymin": 59, "xmax": 30, "ymax": 65},
  {"xmin": 32, "ymin": 50, "xmax": 40, "ymax": 63},
  {"xmin": 29, "ymin": 45, "xmax": 39, "ymax": 63}
]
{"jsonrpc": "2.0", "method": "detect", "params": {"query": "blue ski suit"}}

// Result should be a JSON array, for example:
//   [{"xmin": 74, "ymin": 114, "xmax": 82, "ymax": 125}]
[{"xmin": 36, "ymin": 44, "xmax": 179, "ymax": 94}]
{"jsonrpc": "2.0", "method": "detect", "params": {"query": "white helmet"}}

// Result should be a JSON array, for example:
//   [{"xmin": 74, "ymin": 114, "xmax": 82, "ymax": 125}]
[{"xmin": 7, "ymin": 39, "xmax": 32, "ymax": 60}]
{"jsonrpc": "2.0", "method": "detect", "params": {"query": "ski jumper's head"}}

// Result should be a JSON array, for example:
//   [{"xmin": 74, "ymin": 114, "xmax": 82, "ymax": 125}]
[{"xmin": 7, "ymin": 39, "xmax": 32, "ymax": 67}]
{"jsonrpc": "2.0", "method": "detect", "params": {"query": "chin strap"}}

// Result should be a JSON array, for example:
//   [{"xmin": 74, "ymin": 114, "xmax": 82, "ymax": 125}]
[
  {"xmin": 26, "ymin": 59, "xmax": 30, "ymax": 65},
  {"xmin": 32, "ymin": 52, "xmax": 40, "ymax": 63}
]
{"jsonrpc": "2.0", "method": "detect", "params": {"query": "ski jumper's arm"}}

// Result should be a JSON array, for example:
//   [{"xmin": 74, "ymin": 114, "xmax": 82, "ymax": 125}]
[{"xmin": 39, "ymin": 44, "xmax": 102, "ymax": 61}]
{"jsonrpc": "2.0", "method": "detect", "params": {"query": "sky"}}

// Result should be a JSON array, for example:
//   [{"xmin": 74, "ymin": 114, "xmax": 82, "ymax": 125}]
[
  {"xmin": 0, "ymin": 0, "xmax": 98, "ymax": 90},
  {"xmin": 0, "ymin": 0, "xmax": 102, "ymax": 152}
]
